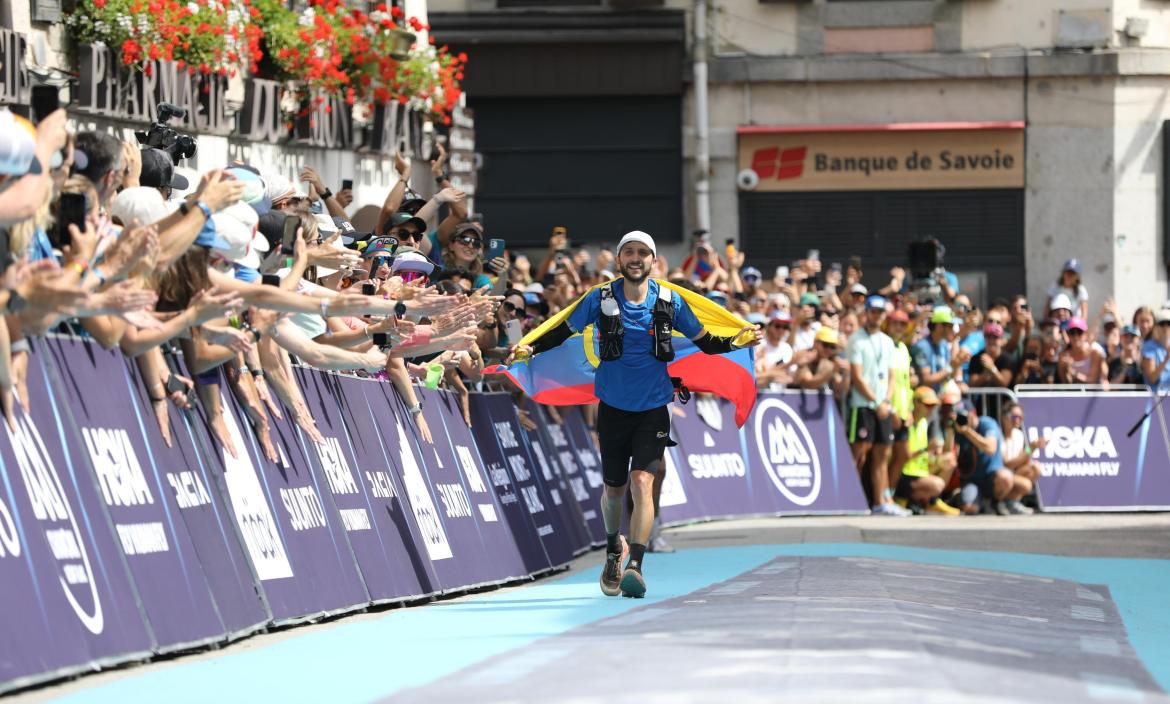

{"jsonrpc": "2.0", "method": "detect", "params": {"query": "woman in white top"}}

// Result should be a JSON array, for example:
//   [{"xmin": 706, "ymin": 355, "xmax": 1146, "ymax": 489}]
[
  {"xmin": 999, "ymin": 402, "xmax": 1047, "ymax": 511},
  {"xmin": 1045, "ymin": 258, "xmax": 1089, "ymax": 320}
]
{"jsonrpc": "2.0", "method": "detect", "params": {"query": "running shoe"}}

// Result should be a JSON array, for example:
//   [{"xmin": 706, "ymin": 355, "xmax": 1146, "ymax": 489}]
[
  {"xmin": 599, "ymin": 535, "xmax": 629, "ymax": 597},
  {"xmin": 871, "ymin": 502, "xmax": 911, "ymax": 516},
  {"xmin": 648, "ymin": 535, "xmax": 676, "ymax": 553},
  {"xmin": 1005, "ymin": 499, "xmax": 1034, "ymax": 515},
  {"xmin": 994, "ymin": 501, "xmax": 1011, "ymax": 516},
  {"xmin": 619, "ymin": 567, "xmax": 647, "ymax": 598},
  {"xmin": 925, "ymin": 500, "xmax": 961, "ymax": 516}
]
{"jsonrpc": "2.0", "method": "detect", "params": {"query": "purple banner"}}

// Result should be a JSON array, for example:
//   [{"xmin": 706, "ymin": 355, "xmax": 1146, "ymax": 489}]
[
  {"xmin": 1019, "ymin": 391, "xmax": 1170, "ymax": 510},
  {"xmin": 661, "ymin": 391, "xmax": 868, "ymax": 524},
  {"xmin": 519, "ymin": 408, "xmax": 593, "ymax": 556},
  {"xmin": 414, "ymin": 387, "xmax": 528, "ymax": 586},
  {"xmin": 38, "ymin": 337, "xmax": 225, "ymax": 650},
  {"xmin": 120, "ymin": 357, "xmax": 270, "ymax": 637},
  {"xmin": 534, "ymin": 406, "xmax": 606, "ymax": 546},
  {"xmin": 216, "ymin": 377, "xmax": 369, "ymax": 623},
  {"xmin": 468, "ymin": 394, "xmax": 566, "ymax": 573},
  {"xmin": 295, "ymin": 368, "xmax": 424, "ymax": 603},
  {"xmin": 0, "ymin": 343, "xmax": 154, "ymax": 690}
]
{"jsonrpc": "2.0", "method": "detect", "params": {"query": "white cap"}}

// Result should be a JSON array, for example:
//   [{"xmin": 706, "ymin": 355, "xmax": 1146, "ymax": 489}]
[
  {"xmin": 617, "ymin": 230, "xmax": 656, "ymax": 256},
  {"xmin": 391, "ymin": 249, "xmax": 435, "ymax": 275},
  {"xmin": 211, "ymin": 202, "xmax": 266, "ymax": 269},
  {"xmin": 1049, "ymin": 292, "xmax": 1073, "ymax": 312},
  {"xmin": 110, "ymin": 186, "xmax": 177, "ymax": 227},
  {"xmin": 314, "ymin": 212, "xmax": 340, "ymax": 235},
  {"xmin": 524, "ymin": 282, "xmax": 545, "ymax": 294}
]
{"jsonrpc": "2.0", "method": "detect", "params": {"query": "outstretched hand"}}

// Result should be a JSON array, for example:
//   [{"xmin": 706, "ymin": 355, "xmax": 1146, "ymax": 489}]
[{"xmin": 733, "ymin": 325, "xmax": 763, "ymax": 349}]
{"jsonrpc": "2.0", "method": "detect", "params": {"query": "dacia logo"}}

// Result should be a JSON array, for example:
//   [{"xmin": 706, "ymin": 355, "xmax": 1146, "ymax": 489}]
[
  {"xmin": 753, "ymin": 398, "xmax": 821, "ymax": 506},
  {"xmin": 1028, "ymin": 426, "xmax": 1119, "ymax": 461}
]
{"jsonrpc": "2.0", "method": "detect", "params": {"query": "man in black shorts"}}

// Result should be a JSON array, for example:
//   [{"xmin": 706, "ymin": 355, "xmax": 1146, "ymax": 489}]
[{"xmin": 509, "ymin": 231, "xmax": 760, "ymax": 597}]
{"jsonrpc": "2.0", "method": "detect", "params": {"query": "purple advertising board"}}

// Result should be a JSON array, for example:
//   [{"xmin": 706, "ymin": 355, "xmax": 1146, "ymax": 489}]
[
  {"xmin": 519, "ymin": 409, "xmax": 593, "ymax": 556},
  {"xmin": 1019, "ymin": 391, "xmax": 1170, "ymax": 510},
  {"xmin": 467, "ymin": 394, "xmax": 561, "ymax": 573},
  {"xmin": 0, "ymin": 343, "xmax": 155, "ymax": 691},
  {"xmin": 661, "ymin": 391, "xmax": 868, "ymax": 524},
  {"xmin": 295, "ymin": 368, "xmax": 424, "ymax": 603},
  {"xmin": 414, "ymin": 387, "xmax": 529, "ymax": 586},
  {"xmin": 331, "ymin": 374, "xmax": 438, "ymax": 599},
  {"xmin": 535, "ymin": 406, "xmax": 606, "ymax": 545},
  {"xmin": 215, "ymin": 378, "xmax": 369, "ymax": 623},
  {"xmin": 38, "ymin": 337, "xmax": 225, "ymax": 650},
  {"xmin": 119, "ymin": 357, "xmax": 270, "ymax": 637}
]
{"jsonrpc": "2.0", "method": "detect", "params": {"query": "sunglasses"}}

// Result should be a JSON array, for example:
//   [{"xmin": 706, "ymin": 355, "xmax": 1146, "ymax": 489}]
[
  {"xmin": 1159, "ymin": 321, "xmax": 1170, "ymax": 327},
  {"xmin": 502, "ymin": 301, "xmax": 521, "ymax": 314},
  {"xmin": 393, "ymin": 228, "xmax": 423, "ymax": 242},
  {"xmin": 1067, "ymin": 329, "xmax": 1085, "ymax": 336},
  {"xmin": 399, "ymin": 271, "xmax": 427, "ymax": 284},
  {"xmin": 455, "ymin": 235, "xmax": 482, "ymax": 249},
  {"xmin": 768, "ymin": 322, "xmax": 789, "ymax": 329},
  {"xmin": 1009, "ymin": 414, "xmax": 1024, "ymax": 421}
]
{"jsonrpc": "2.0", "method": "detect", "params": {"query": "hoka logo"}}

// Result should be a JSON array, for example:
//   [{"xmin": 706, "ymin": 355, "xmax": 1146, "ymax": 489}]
[
  {"xmin": 767, "ymin": 418, "xmax": 812, "ymax": 466},
  {"xmin": 1028, "ymin": 426, "xmax": 1118, "ymax": 460}
]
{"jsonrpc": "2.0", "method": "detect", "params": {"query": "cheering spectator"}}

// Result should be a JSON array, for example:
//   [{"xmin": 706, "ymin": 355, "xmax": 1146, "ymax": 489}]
[
  {"xmin": 892, "ymin": 386, "xmax": 959, "ymax": 515},
  {"xmin": 792, "ymin": 292, "xmax": 821, "ymax": 351},
  {"xmin": 847, "ymin": 295, "xmax": 905, "ymax": 515},
  {"xmin": 1133, "ymin": 306, "xmax": 1155, "ymax": 341},
  {"xmin": 1058, "ymin": 317, "xmax": 1106, "ymax": 385},
  {"xmin": 1048, "ymin": 293, "xmax": 1074, "ymax": 324},
  {"xmin": 1110, "ymin": 325, "xmax": 1145, "ymax": 384},
  {"xmin": 794, "ymin": 326, "xmax": 849, "ymax": 395},
  {"xmin": 1046, "ymin": 258, "xmax": 1089, "ymax": 320},
  {"xmin": 968, "ymin": 322, "xmax": 1013, "ymax": 388},
  {"xmin": 756, "ymin": 310, "xmax": 794, "ymax": 390},
  {"xmin": 1142, "ymin": 309, "xmax": 1170, "ymax": 391},
  {"xmin": 913, "ymin": 307, "xmax": 964, "ymax": 391},
  {"xmin": 1004, "ymin": 294, "xmax": 1033, "ymax": 363},
  {"xmin": 1000, "ymin": 402, "xmax": 1045, "ymax": 513},
  {"xmin": 1014, "ymin": 336, "xmax": 1053, "ymax": 385}
]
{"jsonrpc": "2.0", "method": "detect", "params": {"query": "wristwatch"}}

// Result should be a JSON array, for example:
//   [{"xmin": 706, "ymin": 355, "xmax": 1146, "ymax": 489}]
[
  {"xmin": 434, "ymin": 174, "xmax": 448, "ymax": 185},
  {"xmin": 320, "ymin": 188, "xmax": 334, "ymax": 200},
  {"xmin": 407, "ymin": 402, "xmax": 423, "ymax": 415}
]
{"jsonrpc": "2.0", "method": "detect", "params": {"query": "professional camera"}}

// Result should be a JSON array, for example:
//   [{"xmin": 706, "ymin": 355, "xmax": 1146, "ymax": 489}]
[
  {"xmin": 907, "ymin": 237, "xmax": 946, "ymax": 306},
  {"xmin": 953, "ymin": 408, "xmax": 970, "ymax": 428},
  {"xmin": 135, "ymin": 103, "xmax": 197, "ymax": 165}
]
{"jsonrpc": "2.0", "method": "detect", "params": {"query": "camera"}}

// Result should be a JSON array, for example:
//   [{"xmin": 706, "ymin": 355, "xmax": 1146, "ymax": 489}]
[
  {"xmin": 908, "ymin": 238, "xmax": 945, "ymax": 305},
  {"xmin": 954, "ymin": 409, "xmax": 970, "ymax": 428},
  {"xmin": 135, "ymin": 103, "xmax": 197, "ymax": 165}
]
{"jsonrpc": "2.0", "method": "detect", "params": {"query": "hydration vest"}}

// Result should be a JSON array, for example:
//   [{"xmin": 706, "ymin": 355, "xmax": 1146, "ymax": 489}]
[{"xmin": 597, "ymin": 281, "xmax": 676, "ymax": 363}]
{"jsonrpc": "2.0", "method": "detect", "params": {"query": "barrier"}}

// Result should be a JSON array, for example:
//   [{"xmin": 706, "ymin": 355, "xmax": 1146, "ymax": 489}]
[
  {"xmin": 1017, "ymin": 389, "xmax": 1170, "ymax": 511},
  {"xmin": 0, "ymin": 337, "xmax": 873, "ymax": 694},
  {"xmin": 659, "ymin": 390, "xmax": 869, "ymax": 524}
]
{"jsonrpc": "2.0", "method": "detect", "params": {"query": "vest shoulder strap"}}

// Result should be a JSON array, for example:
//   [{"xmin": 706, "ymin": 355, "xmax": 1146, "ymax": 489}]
[
  {"xmin": 600, "ymin": 282, "xmax": 616, "ymax": 300},
  {"xmin": 657, "ymin": 284, "xmax": 673, "ymax": 305}
]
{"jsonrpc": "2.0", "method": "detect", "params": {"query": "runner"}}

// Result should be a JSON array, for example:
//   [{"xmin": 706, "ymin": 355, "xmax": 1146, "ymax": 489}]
[{"xmin": 508, "ymin": 231, "xmax": 761, "ymax": 598}]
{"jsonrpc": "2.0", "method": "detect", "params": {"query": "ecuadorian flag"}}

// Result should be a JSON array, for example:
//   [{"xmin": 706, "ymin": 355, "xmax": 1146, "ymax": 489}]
[{"xmin": 484, "ymin": 279, "xmax": 759, "ymax": 427}]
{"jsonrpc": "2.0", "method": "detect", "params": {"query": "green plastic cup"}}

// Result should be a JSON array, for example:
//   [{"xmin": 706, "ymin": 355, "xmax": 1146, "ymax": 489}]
[{"xmin": 424, "ymin": 362, "xmax": 444, "ymax": 389}]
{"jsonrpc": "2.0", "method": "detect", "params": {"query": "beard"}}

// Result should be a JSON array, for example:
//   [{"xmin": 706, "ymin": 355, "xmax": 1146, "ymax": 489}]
[{"xmin": 620, "ymin": 260, "xmax": 650, "ymax": 283}]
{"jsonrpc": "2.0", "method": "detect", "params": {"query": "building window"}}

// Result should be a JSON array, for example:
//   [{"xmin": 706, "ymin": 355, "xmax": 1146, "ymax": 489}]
[{"xmin": 498, "ymin": 0, "xmax": 602, "ymax": 7}]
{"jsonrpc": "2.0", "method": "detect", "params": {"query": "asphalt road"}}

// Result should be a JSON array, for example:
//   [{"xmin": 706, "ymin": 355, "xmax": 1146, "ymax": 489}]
[{"xmin": 15, "ymin": 514, "xmax": 1170, "ymax": 704}]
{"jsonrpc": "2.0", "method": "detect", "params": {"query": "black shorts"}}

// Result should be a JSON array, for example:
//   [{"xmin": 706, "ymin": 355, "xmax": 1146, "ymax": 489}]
[
  {"xmin": 893, "ymin": 424, "xmax": 910, "ymax": 443},
  {"xmin": 848, "ymin": 406, "xmax": 894, "ymax": 446},
  {"xmin": 596, "ymin": 402, "xmax": 670, "ymax": 487}
]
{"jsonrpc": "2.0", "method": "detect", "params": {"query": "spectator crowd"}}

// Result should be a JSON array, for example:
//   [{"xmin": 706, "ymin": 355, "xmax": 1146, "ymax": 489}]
[{"xmin": 2, "ymin": 104, "xmax": 1168, "ymax": 523}]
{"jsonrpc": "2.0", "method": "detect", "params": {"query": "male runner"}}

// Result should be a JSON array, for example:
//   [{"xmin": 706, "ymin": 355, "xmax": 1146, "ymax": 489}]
[{"xmin": 509, "ymin": 231, "xmax": 760, "ymax": 598}]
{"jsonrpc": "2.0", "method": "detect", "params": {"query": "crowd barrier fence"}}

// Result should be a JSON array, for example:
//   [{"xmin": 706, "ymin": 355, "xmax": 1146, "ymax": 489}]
[{"xmin": 3, "ymin": 336, "xmax": 1163, "ymax": 693}]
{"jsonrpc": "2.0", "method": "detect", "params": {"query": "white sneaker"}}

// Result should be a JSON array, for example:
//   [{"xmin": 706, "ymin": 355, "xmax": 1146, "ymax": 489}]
[
  {"xmin": 648, "ymin": 535, "xmax": 676, "ymax": 553},
  {"xmin": 871, "ymin": 502, "xmax": 911, "ymax": 517}
]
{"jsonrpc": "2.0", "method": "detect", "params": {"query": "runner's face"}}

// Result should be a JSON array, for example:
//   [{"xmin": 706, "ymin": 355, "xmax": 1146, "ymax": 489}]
[{"xmin": 618, "ymin": 244, "xmax": 653, "ymax": 283}]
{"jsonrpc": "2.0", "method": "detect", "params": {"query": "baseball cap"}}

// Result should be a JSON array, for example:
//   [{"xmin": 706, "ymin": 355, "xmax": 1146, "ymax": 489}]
[
  {"xmin": 956, "ymin": 399, "xmax": 977, "ymax": 415},
  {"xmin": 333, "ymin": 216, "xmax": 369, "ymax": 245},
  {"xmin": 799, "ymin": 292, "xmax": 819, "ymax": 307},
  {"xmin": 264, "ymin": 172, "xmax": 307, "ymax": 205},
  {"xmin": 768, "ymin": 310, "xmax": 792, "ymax": 325},
  {"xmin": 984, "ymin": 322, "xmax": 1004, "ymax": 338},
  {"xmin": 617, "ymin": 230, "xmax": 656, "ymax": 256},
  {"xmin": 522, "ymin": 292, "xmax": 542, "ymax": 307},
  {"xmin": 210, "ymin": 202, "xmax": 266, "ymax": 270},
  {"xmin": 864, "ymin": 295, "xmax": 888, "ymax": 311},
  {"xmin": 939, "ymin": 380, "xmax": 962, "ymax": 405},
  {"xmin": 451, "ymin": 221, "xmax": 483, "ymax": 239},
  {"xmin": 390, "ymin": 248, "xmax": 435, "ymax": 275},
  {"xmin": 1049, "ymin": 292, "xmax": 1073, "ymax": 312},
  {"xmin": 386, "ymin": 211, "xmax": 429, "ymax": 236},
  {"xmin": 1063, "ymin": 258, "xmax": 1081, "ymax": 274},
  {"xmin": 1122, "ymin": 324, "xmax": 1140, "ymax": 337},
  {"xmin": 397, "ymin": 197, "xmax": 427, "ymax": 215},
  {"xmin": 707, "ymin": 290, "xmax": 729, "ymax": 304},
  {"xmin": 850, "ymin": 283, "xmax": 867, "ymax": 295},
  {"xmin": 362, "ymin": 236, "xmax": 398, "ymax": 258},
  {"xmin": 747, "ymin": 312, "xmax": 766, "ymax": 325},
  {"xmin": 1157, "ymin": 309, "xmax": 1170, "ymax": 324},
  {"xmin": 140, "ymin": 148, "xmax": 190, "ymax": 191},
  {"xmin": 814, "ymin": 326, "xmax": 839, "ymax": 347},
  {"xmin": 930, "ymin": 306, "xmax": 954, "ymax": 325},
  {"xmin": 1066, "ymin": 316, "xmax": 1088, "ymax": 332},
  {"xmin": 887, "ymin": 309, "xmax": 910, "ymax": 323},
  {"xmin": 0, "ymin": 110, "xmax": 40, "ymax": 177},
  {"xmin": 525, "ymin": 282, "xmax": 545, "ymax": 294},
  {"xmin": 914, "ymin": 386, "xmax": 941, "ymax": 406},
  {"xmin": 741, "ymin": 266, "xmax": 762, "ymax": 280},
  {"xmin": 224, "ymin": 166, "xmax": 270, "ymax": 215},
  {"xmin": 110, "ymin": 186, "xmax": 176, "ymax": 227}
]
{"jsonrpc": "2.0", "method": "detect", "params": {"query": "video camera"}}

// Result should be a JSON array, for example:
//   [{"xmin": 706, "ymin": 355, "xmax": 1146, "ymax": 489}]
[
  {"xmin": 135, "ymin": 103, "xmax": 197, "ymax": 165},
  {"xmin": 907, "ymin": 238, "xmax": 946, "ymax": 306}
]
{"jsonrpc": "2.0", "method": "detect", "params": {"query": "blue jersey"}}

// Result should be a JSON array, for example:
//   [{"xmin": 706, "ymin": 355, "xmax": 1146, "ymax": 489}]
[
  {"xmin": 912, "ymin": 337, "xmax": 951, "ymax": 390},
  {"xmin": 568, "ymin": 280, "xmax": 704, "ymax": 412},
  {"xmin": 1142, "ymin": 339, "xmax": 1170, "ymax": 391}
]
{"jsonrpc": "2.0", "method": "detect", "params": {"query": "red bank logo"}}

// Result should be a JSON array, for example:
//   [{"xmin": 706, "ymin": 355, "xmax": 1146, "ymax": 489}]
[{"xmin": 751, "ymin": 146, "xmax": 808, "ymax": 181}]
